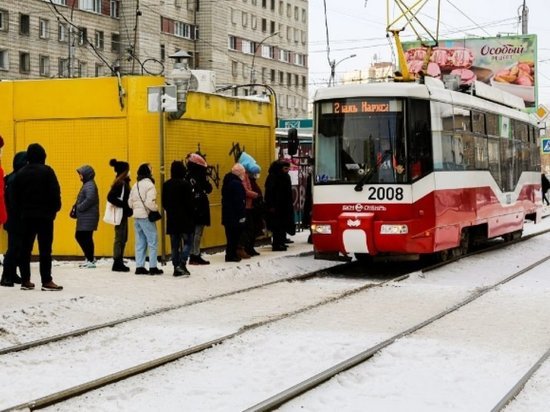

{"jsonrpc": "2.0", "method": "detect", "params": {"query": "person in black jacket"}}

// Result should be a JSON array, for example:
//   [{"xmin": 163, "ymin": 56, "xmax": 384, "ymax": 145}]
[
  {"xmin": 13, "ymin": 143, "xmax": 62, "ymax": 291},
  {"xmin": 221, "ymin": 163, "xmax": 246, "ymax": 262},
  {"xmin": 107, "ymin": 159, "xmax": 132, "ymax": 272},
  {"xmin": 0, "ymin": 151, "xmax": 27, "ymax": 287},
  {"xmin": 264, "ymin": 160, "xmax": 295, "ymax": 251},
  {"xmin": 186, "ymin": 153, "xmax": 212, "ymax": 265},
  {"xmin": 162, "ymin": 160, "xmax": 194, "ymax": 277}
]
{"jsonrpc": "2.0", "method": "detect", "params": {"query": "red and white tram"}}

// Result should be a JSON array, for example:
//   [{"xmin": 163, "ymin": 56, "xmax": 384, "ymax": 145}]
[{"xmin": 311, "ymin": 77, "xmax": 542, "ymax": 261}]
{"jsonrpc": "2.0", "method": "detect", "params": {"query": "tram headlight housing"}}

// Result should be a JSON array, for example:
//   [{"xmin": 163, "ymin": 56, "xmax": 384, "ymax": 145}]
[
  {"xmin": 311, "ymin": 224, "xmax": 332, "ymax": 235},
  {"xmin": 380, "ymin": 224, "xmax": 408, "ymax": 234}
]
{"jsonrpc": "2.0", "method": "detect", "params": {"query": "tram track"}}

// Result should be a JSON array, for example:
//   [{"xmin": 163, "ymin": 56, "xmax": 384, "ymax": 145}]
[
  {"xmin": 1, "ymin": 266, "xmax": 408, "ymax": 411},
  {"xmin": 3, "ymin": 228, "xmax": 549, "ymax": 410},
  {"xmin": 243, "ymin": 253, "xmax": 550, "ymax": 412}
]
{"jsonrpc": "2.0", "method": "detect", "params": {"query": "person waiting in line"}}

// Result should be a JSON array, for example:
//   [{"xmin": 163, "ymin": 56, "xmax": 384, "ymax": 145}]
[
  {"xmin": 1, "ymin": 151, "xmax": 27, "ymax": 287},
  {"xmin": 13, "ymin": 143, "xmax": 63, "ymax": 291},
  {"xmin": 542, "ymin": 173, "xmax": 550, "ymax": 206},
  {"xmin": 73, "ymin": 165, "xmax": 99, "ymax": 269},
  {"xmin": 107, "ymin": 159, "xmax": 133, "ymax": 272},
  {"xmin": 185, "ymin": 153, "xmax": 212, "ymax": 265},
  {"xmin": 237, "ymin": 152, "xmax": 261, "ymax": 258},
  {"xmin": 128, "ymin": 163, "xmax": 163, "ymax": 275},
  {"xmin": 221, "ymin": 163, "xmax": 246, "ymax": 262},
  {"xmin": 265, "ymin": 160, "xmax": 295, "ymax": 251},
  {"xmin": 162, "ymin": 160, "xmax": 194, "ymax": 277}
]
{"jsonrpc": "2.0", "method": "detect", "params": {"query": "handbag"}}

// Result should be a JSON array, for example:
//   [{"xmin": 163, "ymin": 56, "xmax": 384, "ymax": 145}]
[
  {"xmin": 70, "ymin": 204, "xmax": 77, "ymax": 219},
  {"xmin": 103, "ymin": 202, "xmax": 123, "ymax": 225},
  {"xmin": 147, "ymin": 210, "xmax": 162, "ymax": 222},
  {"xmin": 137, "ymin": 181, "xmax": 162, "ymax": 223}
]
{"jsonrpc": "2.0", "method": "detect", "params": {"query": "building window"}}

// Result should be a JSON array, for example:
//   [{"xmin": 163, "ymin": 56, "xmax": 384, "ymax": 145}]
[
  {"xmin": 78, "ymin": 27, "xmax": 88, "ymax": 46},
  {"xmin": 302, "ymin": 75, "xmax": 306, "ymax": 88},
  {"xmin": 0, "ymin": 9, "xmax": 8, "ymax": 31},
  {"xmin": 111, "ymin": 33, "xmax": 120, "ymax": 53},
  {"xmin": 174, "ymin": 21, "xmax": 194, "ymax": 39},
  {"xmin": 242, "ymin": 39, "xmax": 253, "ymax": 54},
  {"xmin": 39, "ymin": 55, "xmax": 50, "ymax": 76},
  {"xmin": 261, "ymin": 44, "xmax": 272, "ymax": 59},
  {"xmin": 19, "ymin": 52, "xmax": 30, "ymax": 73},
  {"xmin": 175, "ymin": 0, "xmax": 182, "ymax": 7},
  {"xmin": 78, "ymin": 61, "xmax": 87, "ymax": 77},
  {"xmin": 287, "ymin": 72, "xmax": 292, "ymax": 86},
  {"xmin": 270, "ymin": 21, "xmax": 275, "ymax": 34},
  {"xmin": 49, "ymin": 0, "xmax": 68, "ymax": 5},
  {"xmin": 80, "ymin": 0, "xmax": 101, "ymax": 13},
  {"xmin": 294, "ymin": 53, "xmax": 304, "ymax": 66},
  {"xmin": 228, "ymin": 35, "xmax": 237, "ymax": 51},
  {"xmin": 58, "ymin": 23, "xmax": 68, "ymax": 42},
  {"xmin": 301, "ymin": 8, "xmax": 307, "ymax": 23},
  {"xmin": 262, "ymin": 0, "xmax": 267, "ymax": 8},
  {"xmin": 261, "ymin": 18, "xmax": 267, "ymax": 32},
  {"xmin": 39, "ymin": 19, "xmax": 49, "ymax": 39},
  {"xmin": 110, "ymin": 0, "xmax": 120, "ymax": 18},
  {"xmin": 20, "ymin": 14, "xmax": 30, "ymax": 36},
  {"xmin": 279, "ymin": 70, "xmax": 284, "ymax": 84},
  {"xmin": 279, "ymin": 49, "xmax": 290, "ymax": 63},
  {"xmin": 58, "ymin": 58, "xmax": 69, "ymax": 77},
  {"xmin": 242, "ymin": 12, "xmax": 248, "ymax": 27},
  {"xmin": 270, "ymin": 0, "xmax": 275, "ymax": 10},
  {"xmin": 231, "ymin": 60, "xmax": 238, "ymax": 77},
  {"xmin": 94, "ymin": 31, "xmax": 104, "ymax": 49},
  {"xmin": 251, "ymin": 15, "xmax": 257, "ymax": 30},
  {"xmin": 95, "ymin": 63, "xmax": 104, "ymax": 77},
  {"xmin": 270, "ymin": 69, "xmax": 275, "ymax": 82},
  {"xmin": 160, "ymin": 44, "xmax": 165, "ymax": 61},
  {"xmin": 0, "ymin": 49, "xmax": 8, "ymax": 70}
]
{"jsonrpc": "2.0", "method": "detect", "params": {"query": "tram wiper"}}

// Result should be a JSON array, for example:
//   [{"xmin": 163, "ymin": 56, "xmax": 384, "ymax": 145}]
[{"xmin": 354, "ymin": 167, "xmax": 376, "ymax": 192}]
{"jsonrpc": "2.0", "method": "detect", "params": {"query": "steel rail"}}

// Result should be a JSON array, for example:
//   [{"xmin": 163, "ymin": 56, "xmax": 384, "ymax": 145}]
[
  {"xmin": 2, "ymin": 273, "xmax": 409, "ymax": 411},
  {"xmin": 244, "ymin": 253, "xmax": 550, "ymax": 412},
  {"xmin": 0, "ymin": 252, "xmax": 339, "ymax": 357}
]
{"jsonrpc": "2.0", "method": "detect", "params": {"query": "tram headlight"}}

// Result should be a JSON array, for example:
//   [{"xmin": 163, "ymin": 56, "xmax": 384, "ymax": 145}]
[
  {"xmin": 380, "ymin": 224, "xmax": 408, "ymax": 234},
  {"xmin": 312, "ymin": 224, "xmax": 332, "ymax": 235}
]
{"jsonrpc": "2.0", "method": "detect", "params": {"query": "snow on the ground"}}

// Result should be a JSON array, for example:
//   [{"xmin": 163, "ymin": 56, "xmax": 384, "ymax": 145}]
[{"xmin": 1, "ymin": 218, "xmax": 550, "ymax": 411}]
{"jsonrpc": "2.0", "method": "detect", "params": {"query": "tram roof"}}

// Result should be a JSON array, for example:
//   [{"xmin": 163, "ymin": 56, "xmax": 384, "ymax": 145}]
[{"xmin": 313, "ymin": 78, "xmax": 534, "ymax": 123}]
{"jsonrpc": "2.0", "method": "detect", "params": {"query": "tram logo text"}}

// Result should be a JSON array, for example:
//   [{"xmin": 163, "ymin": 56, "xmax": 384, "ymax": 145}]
[{"xmin": 342, "ymin": 204, "xmax": 387, "ymax": 212}]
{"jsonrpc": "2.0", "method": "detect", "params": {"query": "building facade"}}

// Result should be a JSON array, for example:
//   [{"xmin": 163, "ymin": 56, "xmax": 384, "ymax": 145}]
[{"xmin": 0, "ymin": 0, "xmax": 308, "ymax": 118}]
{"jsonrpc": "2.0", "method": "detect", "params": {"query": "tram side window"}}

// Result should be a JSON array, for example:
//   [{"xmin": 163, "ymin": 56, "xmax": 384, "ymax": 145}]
[
  {"xmin": 472, "ymin": 111, "xmax": 485, "ymax": 134},
  {"xmin": 440, "ymin": 134, "xmax": 466, "ymax": 170},
  {"xmin": 500, "ymin": 138, "xmax": 514, "ymax": 192},
  {"xmin": 529, "ymin": 126, "xmax": 541, "ymax": 171},
  {"xmin": 486, "ymin": 113, "xmax": 498, "ymax": 136},
  {"xmin": 408, "ymin": 99, "xmax": 432, "ymax": 181},
  {"xmin": 511, "ymin": 120, "xmax": 528, "ymax": 142},
  {"xmin": 461, "ymin": 133, "xmax": 475, "ymax": 170},
  {"xmin": 488, "ymin": 138, "xmax": 501, "ymax": 188},
  {"xmin": 474, "ymin": 135, "xmax": 488, "ymax": 169},
  {"xmin": 453, "ymin": 108, "xmax": 471, "ymax": 132},
  {"xmin": 432, "ymin": 101, "xmax": 453, "ymax": 171}
]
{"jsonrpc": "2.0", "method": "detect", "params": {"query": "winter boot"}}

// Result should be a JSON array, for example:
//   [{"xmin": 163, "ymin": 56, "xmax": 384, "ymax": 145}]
[
  {"xmin": 112, "ymin": 258, "xmax": 130, "ymax": 272},
  {"xmin": 236, "ymin": 247, "xmax": 251, "ymax": 259},
  {"xmin": 0, "ymin": 272, "xmax": 14, "ymax": 287}
]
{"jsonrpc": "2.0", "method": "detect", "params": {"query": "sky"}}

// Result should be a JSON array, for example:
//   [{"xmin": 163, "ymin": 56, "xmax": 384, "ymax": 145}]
[
  {"xmin": 1, "ymin": 215, "xmax": 550, "ymax": 410},
  {"xmin": 308, "ymin": 0, "xmax": 550, "ymax": 105}
]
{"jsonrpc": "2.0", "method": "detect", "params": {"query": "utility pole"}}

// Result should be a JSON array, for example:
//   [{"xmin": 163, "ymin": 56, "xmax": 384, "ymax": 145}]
[{"xmin": 520, "ymin": 0, "xmax": 529, "ymax": 34}]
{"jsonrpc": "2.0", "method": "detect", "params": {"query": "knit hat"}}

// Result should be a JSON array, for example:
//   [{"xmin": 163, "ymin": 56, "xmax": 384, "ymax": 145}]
[
  {"xmin": 248, "ymin": 164, "xmax": 261, "ymax": 174},
  {"xmin": 231, "ymin": 163, "xmax": 246, "ymax": 180},
  {"xmin": 187, "ymin": 153, "xmax": 207, "ymax": 168},
  {"xmin": 27, "ymin": 143, "xmax": 47, "ymax": 164},
  {"xmin": 110, "ymin": 158, "xmax": 130, "ymax": 176}
]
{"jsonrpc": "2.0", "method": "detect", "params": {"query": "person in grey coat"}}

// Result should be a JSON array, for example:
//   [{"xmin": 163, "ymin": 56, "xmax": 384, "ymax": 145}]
[{"xmin": 74, "ymin": 165, "xmax": 99, "ymax": 268}]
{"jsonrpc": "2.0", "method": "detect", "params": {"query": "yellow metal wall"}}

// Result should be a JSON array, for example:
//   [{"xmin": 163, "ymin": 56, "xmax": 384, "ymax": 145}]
[{"xmin": 0, "ymin": 76, "xmax": 275, "ymax": 258}]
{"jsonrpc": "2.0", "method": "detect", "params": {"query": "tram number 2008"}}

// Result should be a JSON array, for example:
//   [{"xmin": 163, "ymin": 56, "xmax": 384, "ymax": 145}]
[{"xmin": 367, "ymin": 186, "xmax": 404, "ymax": 201}]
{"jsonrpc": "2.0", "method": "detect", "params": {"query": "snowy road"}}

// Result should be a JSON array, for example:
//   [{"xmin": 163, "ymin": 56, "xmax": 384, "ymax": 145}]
[{"xmin": 2, "ymin": 223, "xmax": 550, "ymax": 411}]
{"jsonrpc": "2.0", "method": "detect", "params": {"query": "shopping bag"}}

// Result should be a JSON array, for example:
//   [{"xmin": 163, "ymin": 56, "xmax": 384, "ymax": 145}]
[{"xmin": 103, "ymin": 202, "xmax": 123, "ymax": 225}]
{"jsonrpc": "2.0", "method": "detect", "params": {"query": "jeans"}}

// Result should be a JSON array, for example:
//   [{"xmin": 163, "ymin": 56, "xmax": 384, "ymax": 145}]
[
  {"xmin": 134, "ymin": 218, "xmax": 159, "ymax": 269},
  {"xmin": 190, "ymin": 225, "xmax": 205, "ymax": 255},
  {"xmin": 20, "ymin": 217, "xmax": 54, "ymax": 284},
  {"xmin": 170, "ymin": 232, "xmax": 191, "ymax": 267}
]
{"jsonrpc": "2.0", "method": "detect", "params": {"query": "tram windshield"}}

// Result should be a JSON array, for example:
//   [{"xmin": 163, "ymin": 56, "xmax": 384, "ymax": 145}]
[{"xmin": 314, "ymin": 98, "xmax": 407, "ymax": 184}]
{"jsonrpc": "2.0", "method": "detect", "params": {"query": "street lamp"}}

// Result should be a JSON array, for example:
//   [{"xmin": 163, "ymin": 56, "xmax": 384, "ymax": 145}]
[
  {"xmin": 250, "ymin": 31, "xmax": 279, "ymax": 93},
  {"xmin": 328, "ymin": 54, "xmax": 357, "ymax": 87}
]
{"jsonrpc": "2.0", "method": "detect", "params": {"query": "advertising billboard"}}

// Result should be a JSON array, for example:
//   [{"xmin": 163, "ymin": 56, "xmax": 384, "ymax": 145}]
[{"xmin": 403, "ymin": 35, "xmax": 537, "ymax": 109}]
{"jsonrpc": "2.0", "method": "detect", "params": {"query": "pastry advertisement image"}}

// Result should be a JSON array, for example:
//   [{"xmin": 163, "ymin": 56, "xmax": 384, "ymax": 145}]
[{"xmin": 403, "ymin": 35, "xmax": 537, "ymax": 108}]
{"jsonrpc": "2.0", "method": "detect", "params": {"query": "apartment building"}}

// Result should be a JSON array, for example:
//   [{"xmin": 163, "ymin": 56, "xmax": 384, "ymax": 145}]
[{"xmin": 0, "ymin": 0, "xmax": 308, "ymax": 118}]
